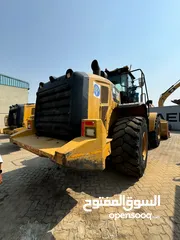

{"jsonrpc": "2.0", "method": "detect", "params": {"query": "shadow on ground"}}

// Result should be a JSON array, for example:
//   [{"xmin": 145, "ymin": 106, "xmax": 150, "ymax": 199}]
[
  {"xmin": 0, "ymin": 156, "xmax": 137, "ymax": 240},
  {"xmin": 0, "ymin": 141, "xmax": 20, "ymax": 155},
  {"xmin": 0, "ymin": 134, "xmax": 9, "ymax": 140}
]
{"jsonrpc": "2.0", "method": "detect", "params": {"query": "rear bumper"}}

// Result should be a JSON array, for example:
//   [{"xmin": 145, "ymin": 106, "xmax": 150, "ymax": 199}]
[
  {"xmin": 10, "ymin": 120, "xmax": 112, "ymax": 170},
  {"xmin": 3, "ymin": 128, "xmax": 13, "ymax": 135},
  {"xmin": 11, "ymin": 136, "xmax": 110, "ymax": 170},
  {"xmin": 3, "ymin": 127, "xmax": 25, "ymax": 135}
]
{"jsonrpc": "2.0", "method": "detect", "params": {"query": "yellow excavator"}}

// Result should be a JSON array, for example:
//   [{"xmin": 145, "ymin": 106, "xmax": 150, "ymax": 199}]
[
  {"xmin": 10, "ymin": 60, "xmax": 169, "ymax": 178},
  {"xmin": 158, "ymin": 79, "xmax": 180, "ymax": 107}
]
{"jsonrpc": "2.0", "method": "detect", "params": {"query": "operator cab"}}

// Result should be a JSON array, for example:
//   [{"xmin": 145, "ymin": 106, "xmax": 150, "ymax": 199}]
[
  {"xmin": 90, "ymin": 59, "xmax": 148, "ymax": 105},
  {"xmin": 105, "ymin": 67, "xmax": 147, "ymax": 104}
]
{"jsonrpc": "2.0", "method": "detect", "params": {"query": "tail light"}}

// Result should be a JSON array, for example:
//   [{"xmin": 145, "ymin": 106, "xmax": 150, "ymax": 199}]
[
  {"xmin": 85, "ymin": 128, "xmax": 96, "ymax": 137},
  {"xmin": 81, "ymin": 120, "xmax": 96, "ymax": 138}
]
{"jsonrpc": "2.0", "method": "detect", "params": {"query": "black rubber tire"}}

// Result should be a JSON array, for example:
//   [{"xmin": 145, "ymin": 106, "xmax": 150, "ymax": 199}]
[
  {"xmin": 149, "ymin": 116, "xmax": 161, "ymax": 149},
  {"xmin": 111, "ymin": 116, "xmax": 148, "ymax": 178}
]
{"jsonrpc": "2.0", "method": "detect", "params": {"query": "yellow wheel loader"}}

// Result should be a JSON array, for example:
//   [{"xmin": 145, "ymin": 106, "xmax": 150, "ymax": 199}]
[
  {"xmin": 10, "ymin": 60, "xmax": 168, "ymax": 178},
  {"xmin": 3, "ymin": 103, "xmax": 35, "ymax": 135}
]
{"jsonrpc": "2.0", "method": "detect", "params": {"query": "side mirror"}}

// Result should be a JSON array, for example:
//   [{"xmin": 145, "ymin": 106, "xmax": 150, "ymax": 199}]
[{"xmin": 138, "ymin": 77, "xmax": 145, "ymax": 87}]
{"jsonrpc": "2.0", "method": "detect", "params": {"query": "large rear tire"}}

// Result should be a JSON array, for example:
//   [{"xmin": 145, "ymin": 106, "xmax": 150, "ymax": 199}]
[
  {"xmin": 149, "ymin": 116, "xmax": 161, "ymax": 148},
  {"xmin": 111, "ymin": 116, "xmax": 148, "ymax": 178}
]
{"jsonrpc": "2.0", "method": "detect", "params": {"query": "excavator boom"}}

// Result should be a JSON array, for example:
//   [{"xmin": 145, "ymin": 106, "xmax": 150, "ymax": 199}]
[{"xmin": 158, "ymin": 79, "xmax": 180, "ymax": 107}]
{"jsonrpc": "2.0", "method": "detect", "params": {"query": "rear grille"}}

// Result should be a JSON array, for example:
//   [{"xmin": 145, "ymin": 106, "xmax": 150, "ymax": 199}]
[
  {"xmin": 8, "ymin": 105, "xmax": 24, "ymax": 128},
  {"xmin": 35, "ymin": 82, "xmax": 72, "ymax": 139},
  {"xmin": 35, "ymin": 72, "xmax": 89, "ymax": 141}
]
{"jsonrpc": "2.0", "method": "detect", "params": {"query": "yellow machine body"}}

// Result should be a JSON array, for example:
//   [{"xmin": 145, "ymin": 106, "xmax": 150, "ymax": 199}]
[{"xmin": 10, "ymin": 73, "xmax": 168, "ymax": 171}]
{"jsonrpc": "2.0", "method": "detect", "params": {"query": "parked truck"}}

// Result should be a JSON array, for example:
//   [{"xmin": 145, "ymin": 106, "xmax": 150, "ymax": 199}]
[{"xmin": 10, "ymin": 60, "xmax": 169, "ymax": 178}]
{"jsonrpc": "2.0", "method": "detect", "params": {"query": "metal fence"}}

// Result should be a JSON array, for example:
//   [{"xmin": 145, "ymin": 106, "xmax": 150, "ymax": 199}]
[{"xmin": 0, "ymin": 74, "xmax": 29, "ymax": 89}]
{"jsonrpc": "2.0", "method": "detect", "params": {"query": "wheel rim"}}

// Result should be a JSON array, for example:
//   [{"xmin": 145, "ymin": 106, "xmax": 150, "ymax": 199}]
[
  {"xmin": 157, "ymin": 124, "xmax": 161, "ymax": 141},
  {"xmin": 142, "ymin": 132, "xmax": 148, "ymax": 160}
]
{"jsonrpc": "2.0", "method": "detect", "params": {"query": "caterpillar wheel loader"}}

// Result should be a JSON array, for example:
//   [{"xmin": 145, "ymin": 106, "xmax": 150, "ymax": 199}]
[
  {"xmin": 3, "ymin": 103, "xmax": 35, "ymax": 135},
  {"xmin": 10, "ymin": 60, "xmax": 169, "ymax": 178}
]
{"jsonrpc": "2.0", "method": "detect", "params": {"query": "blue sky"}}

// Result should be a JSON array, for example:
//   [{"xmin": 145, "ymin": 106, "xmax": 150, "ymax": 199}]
[{"xmin": 0, "ymin": 0, "xmax": 180, "ymax": 106}]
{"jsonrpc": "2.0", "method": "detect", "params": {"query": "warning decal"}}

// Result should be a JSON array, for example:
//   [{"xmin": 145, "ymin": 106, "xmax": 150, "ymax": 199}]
[{"xmin": 93, "ymin": 82, "xmax": 101, "ymax": 98}]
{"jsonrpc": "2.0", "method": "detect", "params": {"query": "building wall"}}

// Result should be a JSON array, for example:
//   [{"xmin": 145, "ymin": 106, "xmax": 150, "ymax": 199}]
[
  {"xmin": 0, "ymin": 85, "xmax": 28, "ymax": 128},
  {"xmin": 150, "ymin": 106, "xmax": 180, "ymax": 130}
]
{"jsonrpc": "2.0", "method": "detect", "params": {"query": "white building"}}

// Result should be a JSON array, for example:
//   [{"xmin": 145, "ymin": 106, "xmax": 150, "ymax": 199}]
[
  {"xmin": 0, "ymin": 74, "xmax": 29, "ymax": 129},
  {"xmin": 150, "ymin": 105, "xmax": 180, "ymax": 130}
]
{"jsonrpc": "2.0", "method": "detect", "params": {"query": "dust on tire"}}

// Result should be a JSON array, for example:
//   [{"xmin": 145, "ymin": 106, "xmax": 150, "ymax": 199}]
[{"xmin": 111, "ymin": 116, "xmax": 148, "ymax": 178}]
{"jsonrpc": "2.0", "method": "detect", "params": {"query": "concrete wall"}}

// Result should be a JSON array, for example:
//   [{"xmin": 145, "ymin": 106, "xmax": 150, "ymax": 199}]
[
  {"xmin": 0, "ymin": 85, "xmax": 28, "ymax": 128},
  {"xmin": 150, "ymin": 105, "xmax": 180, "ymax": 130}
]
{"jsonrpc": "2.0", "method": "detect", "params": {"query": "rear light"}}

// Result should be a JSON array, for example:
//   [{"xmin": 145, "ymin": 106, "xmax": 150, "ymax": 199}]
[
  {"xmin": 85, "ymin": 127, "xmax": 96, "ymax": 137},
  {"xmin": 84, "ymin": 121, "xmax": 95, "ymax": 126},
  {"xmin": 81, "ymin": 120, "xmax": 96, "ymax": 137}
]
